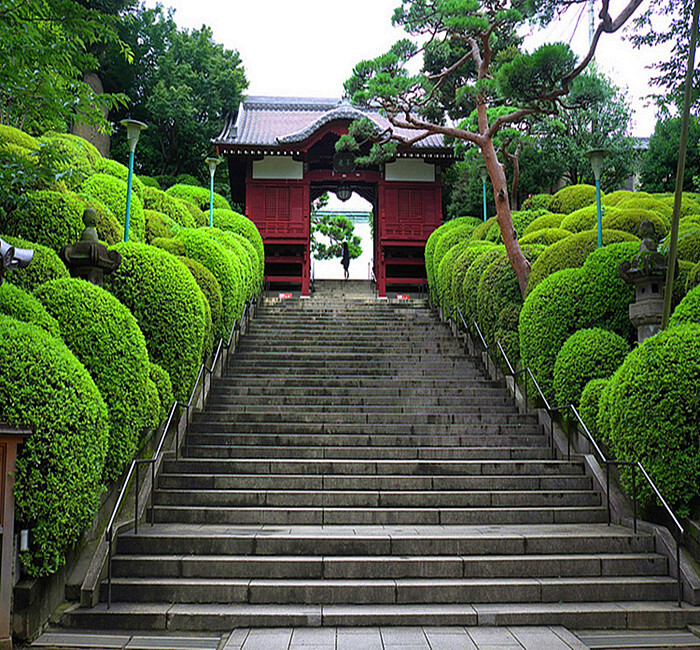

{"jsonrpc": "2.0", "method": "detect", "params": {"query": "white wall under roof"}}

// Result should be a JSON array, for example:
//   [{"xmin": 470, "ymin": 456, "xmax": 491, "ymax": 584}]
[
  {"xmin": 252, "ymin": 156, "xmax": 304, "ymax": 180},
  {"xmin": 385, "ymin": 159, "xmax": 435, "ymax": 182}
]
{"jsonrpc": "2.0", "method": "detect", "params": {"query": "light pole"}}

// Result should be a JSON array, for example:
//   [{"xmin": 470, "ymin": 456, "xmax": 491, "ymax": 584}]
[
  {"xmin": 205, "ymin": 156, "xmax": 222, "ymax": 227},
  {"xmin": 586, "ymin": 148, "xmax": 609, "ymax": 248},
  {"xmin": 478, "ymin": 164, "xmax": 488, "ymax": 222},
  {"xmin": 120, "ymin": 119, "xmax": 147, "ymax": 242}
]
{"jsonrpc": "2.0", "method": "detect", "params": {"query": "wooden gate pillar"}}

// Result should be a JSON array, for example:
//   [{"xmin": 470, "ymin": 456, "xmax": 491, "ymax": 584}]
[{"xmin": 0, "ymin": 424, "xmax": 31, "ymax": 650}]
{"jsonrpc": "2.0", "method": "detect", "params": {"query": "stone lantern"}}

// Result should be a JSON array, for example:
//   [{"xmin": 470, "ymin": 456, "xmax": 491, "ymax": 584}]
[
  {"xmin": 60, "ymin": 208, "xmax": 121, "ymax": 287},
  {"xmin": 618, "ymin": 220, "xmax": 672, "ymax": 343}
]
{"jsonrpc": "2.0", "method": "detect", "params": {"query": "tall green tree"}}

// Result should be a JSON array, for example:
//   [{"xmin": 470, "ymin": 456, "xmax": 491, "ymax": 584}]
[
  {"xmin": 101, "ymin": 3, "xmax": 248, "ymax": 179},
  {"xmin": 532, "ymin": 69, "xmax": 638, "ymax": 191},
  {"xmin": 0, "ymin": 0, "xmax": 131, "ymax": 133},
  {"xmin": 639, "ymin": 116, "xmax": 700, "ymax": 192},
  {"xmin": 344, "ymin": 0, "xmax": 646, "ymax": 295}
]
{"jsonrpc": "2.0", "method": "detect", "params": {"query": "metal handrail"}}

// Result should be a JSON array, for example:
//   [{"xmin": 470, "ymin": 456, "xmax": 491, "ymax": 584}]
[
  {"xmin": 450, "ymin": 304, "xmax": 685, "ymax": 606},
  {"xmin": 105, "ymin": 291, "xmax": 259, "ymax": 608}
]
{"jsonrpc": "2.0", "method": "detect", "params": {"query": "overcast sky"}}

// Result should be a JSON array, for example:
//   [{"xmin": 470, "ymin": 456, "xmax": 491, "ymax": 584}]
[{"xmin": 147, "ymin": 0, "xmax": 666, "ymax": 138}]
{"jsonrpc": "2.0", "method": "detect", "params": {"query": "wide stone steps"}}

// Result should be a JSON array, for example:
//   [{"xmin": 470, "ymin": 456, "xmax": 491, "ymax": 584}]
[{"xmin": 60, "ymin": 289, "xmax": 700, "ymax": 633}]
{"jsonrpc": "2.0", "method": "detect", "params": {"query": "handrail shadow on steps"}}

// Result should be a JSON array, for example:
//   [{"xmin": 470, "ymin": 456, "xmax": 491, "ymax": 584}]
[
  {"xmin": 80, "ymin": 288, "xmax": 262, "ymax": 610},
  {"xmin": 442, "ymin": 302, "xmax": 686, "ymax": 607}
]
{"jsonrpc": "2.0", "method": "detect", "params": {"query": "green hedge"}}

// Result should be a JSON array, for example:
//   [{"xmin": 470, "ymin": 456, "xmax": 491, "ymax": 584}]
[
  {"xmin": 35, "ymin": 278, "xmax": 158, "ymax": 480},
  {"xmin": 212, "ymin": 209, "xmax": 265, "ymax": 282},
  {"xmin": 675, "ymin": 229, "xmax": 700, "ymax": 264},
  {"xmin": 0, "ymin": 125, "xmax": 39, "ymax": 151},
  {"xmin": 81, "ymin": 174, "xmax": 146, "ymax": 243},
  {"xmin": 166, "ymin": 183, "xmax": 231, "ymax": 216},
  {"xmin": 4, "ymin": 190, "xmax": 85, "ymax": 250},
  {"xmin": 0, "ymin": 316, "xmax": 108, "ymax": 577},
  {"xmin": 674, "ymin": 260, "xmax": 695, "ymax": 308},
  {"xmin": 484, "ymin": 210, "xmax": 549, "ymax": 243},
  {"xmin": 437, "ymin": 240, "xmax": 472, "ymax": 315},
  {"xmin": 81, "ymin": 197, "xmax": 123, "ymax": 245},
  {"xmin": 432, "ymin": 220, "xmax": 481, "ymax": 286},
  {"xmin": 613, "ymin": 195, "xmax": 673, "ymax": 219},
  {"xmin": 552, "ymin": 328, "xmax": 629, "ymax": 408},
  {"xmin": 522, "ymin": 193, "xmax": 552, "ymax": 211},
  {"xmin": 494, "ymin": 302, "xmax": 522, "ymax": 365},
  {"xmin": 669, "ymin": 284, "xmax": 700, "ymax": 328},
  {"xmin": 0, "ymin": 235, "xmax": 68, "ymax": 291},
  {"xmin": 177, "ymin": 255, "xmax": 223, "ymax": 353},
  {"xmin": 145, "ymin": 209, "xmax": 178, "ymax": 243},
  {"xmin": 579, "ymin": 378, "xmax": 609, "ymax": 440},
  {"xmin": 602, "ymin": 190, "xmax": 635, "ymax": 206},
  {"xmin": 462, "ymin": 246, "xmax": 505, "ymax": 326},
  {"xmin": 104, "ymin": 242, "xmax": 208, "ymax": 402},
  {"xmin": 173, "ymin": 228, "xmax": 243, "ymax": 332},
  {"xmin": 37, "ymin": 132, "xmax": 101, "ymax": 187},
  {"xmin": 603, "ymin": 208, "xmax": 669, "ymax": 239},
  {"xmin": 450, "ymin": 242, "xmax": 495, "ymax": 317},
  {"xmin": 526, "ymin": 229, "xmax": 639, "ymax": 296},
  {"xmin": 140, "ymin": 176, "xmax": 161, "ymax": 189},
  {"xmin": 203, "ymin": 227, "xmax": 256, "ymax": 301},
  {"xmin": 560, "ymin": 205, "xmax": 623, "ymax": 233},
  {"xmin": 149, "ymin": 361, "xmax": 174, "ymax": 422},
  {"xmin": 522, "ymin": 213, "xmax": 565, "ymax": 235},
  {"xmin": 0, "ymin": 282, "xmax": 60, "ymax": 337},
  {"xmin": 95, "ymin": 158, "xmax": 145, "ymax": 202},
  {"xmin": 519, "ymin": 227, "xmax": 571, "ymax": 246},
  {"xmin": 597, "ymin": 324, "xmax": 700, "ymax": 516},
  {"xmin": 660, "ymin": 194, "xmax": 700, "ymax": 218},
  {"xmin": 687, "ymin": 260, "xmax": 700, "ymax": 293},
  {"xmin": 548, "ymin": 184, "xmax": 598, "ymax": 214},
  {"xmin": 425, "ymin": 217, "xmax": 480, "ymax": 293},
  {"xmin": 471, "ymin": 216, "xmax": 497, "ymax": 241},
  {"xmin": 143, "ymin": 186, "xmax": 197, "ymax": 229}
]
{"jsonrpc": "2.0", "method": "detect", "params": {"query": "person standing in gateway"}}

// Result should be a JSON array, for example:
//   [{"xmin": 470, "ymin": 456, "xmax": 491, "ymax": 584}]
[{"xmin": 341, "ymin": 241, "xmax": 350, "ymax": 280}]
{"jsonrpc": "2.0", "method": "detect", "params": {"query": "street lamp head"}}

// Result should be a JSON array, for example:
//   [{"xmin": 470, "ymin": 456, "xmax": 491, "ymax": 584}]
[
  {"xmin": 585, "ymin": 148, "xmax": 609, "ymax": 182},
  {"xmin": 336, "ymin": 183, "xmax": 352, "ymax": 202},
  {"xmin": 478, "ymin": 164, "xmax": 489, "ymax": 184},
  {"xmin": 120, "ymin": 119, "xmax": 148, "ymax": 153},
  {"xmin": 206, "ymin": 156, "xmax": 222, "ymax": 177}
]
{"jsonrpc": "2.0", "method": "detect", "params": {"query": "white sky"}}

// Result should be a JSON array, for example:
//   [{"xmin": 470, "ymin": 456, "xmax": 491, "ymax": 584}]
[{"xmin": 149, "ymin": 0, "xmax": 668, "ymax": 138}]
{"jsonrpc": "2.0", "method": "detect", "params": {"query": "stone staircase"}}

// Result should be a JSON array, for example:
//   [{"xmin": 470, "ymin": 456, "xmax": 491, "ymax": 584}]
[{"xmin": 61, "ymin": 280, "xmax": 700, "ymax": 633}]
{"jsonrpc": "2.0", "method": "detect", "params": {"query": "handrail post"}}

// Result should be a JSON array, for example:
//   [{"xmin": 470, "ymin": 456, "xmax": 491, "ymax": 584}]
[
  {"xmin": 677, "ymin": 536, "xmax": 683, "ymax": 607},
  {"xmin": 606, "ymin": 462, "xmax": 611, "ymax": 526},
  {"xmin": 632, "ymin": 464, "xmax": 637, "ymax": 534},
  {"xmin": 151, "ymin": 461, "xmax": 155, "ymax": 526},
  {"xmin": 107, "ymin": 532, "xmax": 112, "ymax": 610},
  {"xmin": 134, "ymin": 462, "xmax": 139, "ymax": 536}
]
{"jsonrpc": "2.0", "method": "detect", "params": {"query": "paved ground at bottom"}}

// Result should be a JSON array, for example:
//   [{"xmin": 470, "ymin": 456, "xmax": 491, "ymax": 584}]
[{"xmin": 31, "ymin": 626, "xmax": 588, "ymax": 649}]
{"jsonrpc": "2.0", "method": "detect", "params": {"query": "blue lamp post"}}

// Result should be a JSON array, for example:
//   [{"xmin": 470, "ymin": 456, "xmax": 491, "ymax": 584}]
[
  {"xmin": 586, "ymin": 148, "xmax": 609, "ymax": 248},
  {"xmin": 120, "ymin": 119, "xmax": 148, "ymax": 242},
  {"xmin": 205, "ymin": 156, "xmax": 222, "ymax": 227},
  {"xmin": 478, "ymin": 164, "xmax": 489, "ymax": 222}
]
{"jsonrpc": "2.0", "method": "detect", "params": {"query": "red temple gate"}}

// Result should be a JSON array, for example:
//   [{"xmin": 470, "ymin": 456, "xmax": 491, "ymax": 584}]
[{"xmin": 214, "ymin": 97, "xmax": 453, "ymax": 297}]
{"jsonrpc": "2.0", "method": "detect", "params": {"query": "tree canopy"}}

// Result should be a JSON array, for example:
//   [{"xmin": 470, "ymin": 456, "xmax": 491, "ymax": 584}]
[{"xmin": 344, "ymin": 0, "xmax": 646, "ymax": 294}]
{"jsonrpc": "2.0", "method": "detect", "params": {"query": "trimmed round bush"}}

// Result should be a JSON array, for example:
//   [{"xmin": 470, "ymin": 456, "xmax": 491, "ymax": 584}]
[
  {"xmin": 166, "ymin": 184, "xmax": 231, "ymax": 214},
  {"xmin": 139, "ymin": 175, "xmax": 161, "ymax": 189},
  {"xmin": 143, "ymin": 186, "xmax": 197, "ymax": 229},
  {"xmin": 179, "ymin": 199, "xmax": 208, "ymax": 228},
  {"xmin": 81, "ymin": 197, "xmax": 123, "ymax": 245},
  {"xmin": 175, "ymin": 173, "xmax": 201, "ymax": 187},
  {"xmin": 229, "ymin": 232, "xmax": 263, "ymax": 289},
  {"xmin": 145, "ymin": 209, "xmax": 178, "ymax": 243},
  {"xmin": 579, "ymin": 378, "xmax": 609, "ymax": 440},
  {"xmin": 602, "ymin": 190, "xmax": 635, "ymax": 207},
  {"xmin": 552, "ymin": 328, "xmax": 629, "ymax": 408},
  {"xmin": 494, "ymin": 302, "xmax": 522, "ymax": 365},
  {"xmin": 548, "ymin": 184, "xmax": 598, "ymax": 214},
  {"xmin": 81, "ymin": 174, "xmax": 146, "ymax": 243},
  {"xmin": 484, "ymin": 210, "xmax": 549, "ymax": 244},
  {"xmin": 522, "ymin": 193, "xmax": 552, "ymax": 211},
  {"xmin": 0, "ymin": 125, "xmax": 39, "ymax": 151},
  {"xmin": 95, "ymin": 158, "xmax": 145, "ymax": 202},
  {"xmin": 425, "ymin": 217, "xmax": 479, "ymax": 292},
  {"xmin": 177, "ymin": 255, "xmax": 223, "ymax": 350},
  {"xmin": 603, "ymin": 208, "xmax": 668, "ymax": 239},
  {"xmin": 526, "ymin": 229, "xmax": 639, "ymax": 296},
  {"xmin": 614, "ymin": 195, "xmax": 673, "ymax": 219},
  {"xmin": 450, "ymin": 242, "xmax": 495, "ymax": 317},
  {"xmin": 151, "ymin": 237, "xmax": 186, "ymax": 257},
  {"xmin": 35, "ymin": 278, "xmax": 157, "ymax": 480},
  {"xmin": 0, "ymin": 282, "xmax": 60, "ymax": 337},
  {"xmin": 212, "ymin": 209, "xmax": 265, "ymax": 283},
  {"xmin": 687, "ymin": 260, "xmax": 700, "ymax": 293},
  {"xmin": 433, "ymin": 221, "xmax": 482, "ymax": 283},
  {"xmin": 522, "ymin": 213, "xmax": 565, "ymax": 236},
  {"xmin": 0, "ymin": 316, "xmax": 108, "ymax": 577},
  {"xmin": 674, "ymin": 260, "xmax": 695, "ymax": 308},
  {"xmin": 37, "ymin": 133, "xmax": 100, "ymax": 187},
  {"xmin": 1, "ymin": 235, "xmax": 68, "ymax": 291},
  {"xmin": 669, "ymin": 284, "xmax": 700, "ymax": 328},
  {"xmin": 203, "ymin": 227, "xmax": 256, "ymax": 301},
  {"xmin": 437, "ymin": 240, "xmax": 473, "ymax": 315},
  {"xmin": 471, "ymin": 216, "xmax": 497, "ymax": 241},
  {"xmin": 4, "ymin": 190, "xmax": 85, "ymax": 250},
  {"xmin": 660, "ymin": 194, "xmax": 700, "ymax": 218},
  {"xmin": 519, "ymin": 227, "xmax": 571, "ymax": 246},
  {"xmin": 462, "ymin": 246, "xmax": 505, "ymax": 326},
  {"xmin": 174, "ymin": 228, "xmax": 244, "ymax": 332},
  {"xmin": 150, "ymin": 361, "xmax": 174, "ymax": 422},
  {"xmin": 104, "ymin": 242, "xmax": 208, "ymax": 401},
  {"xmin": 561, "ymin": 205, "xmax": 622, "ymax": 233},
  {"xmin": 675, "ymin": 229, "xmax": 700, "ymax": 264},
  {"xmin": 597, "ymin": 324, "xmax": 700, "ymax": 516}
]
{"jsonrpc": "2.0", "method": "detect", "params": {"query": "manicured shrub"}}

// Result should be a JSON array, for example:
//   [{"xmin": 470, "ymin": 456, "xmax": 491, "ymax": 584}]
[
  {"xmin": 462, "ymin": 246, "xmax": 505, "ymax": 326},
  {"xmin": 553, "ymin": 328, "xmax": 629, "ymax": 408},
  {"xmin": 166, "ymin": 183, "xmax": 231, "ymax": 213},
  {"xmin": 579, "ymin": 378, "xmax": 609, "ymax": 440},
  {"xmin": 3, "ymin": 190, "xmax": 85, "ymax": 250},
  {"xmin": 212, "ymin": 209, "xmax": 265, "ymax": 281},
  {"xmin": 548, "ymin": 184, "xmax": 597, "ymax": 214},
  {"xmin": 150, "ymin": 361, "xmax": 174, "ymax": 422},
  {"xmin": 522, "ymin": 213, "xmax": 565, "ymax": 235},
  {"xmin": 95, "ymin": 158, "xmax": 145, "ymax": 202},
  {"xmin": 687, "ymin": 260, "xmax": 700, "ymax": 293},
  {"xmin": 38, "ymin": 132, "xmax": 100, "ymax": 187},
  {"xmin": 672, "ymin": 260, "xmax": 694, "ymax": 309},
  {"xmin": 675, "ymin": 229, "xmax": 700, "ymax": 264},
  {"xmin": 139, "ymin": 175, "xmax": 161, "ymax": 189},
  {"xmin": 433, "ymin": 221, "xmax": 482, "ymax": 283},
  {"xmin": 598, "ymin": 324, "xmax": 700, "ymax": 515},
  {"xmin": 526, "ymin": 229, "xmax": 639, "ymax": 296},
  {"xmin": 0, "ymin": 282, "xmax": 60, "ymax": 337},
  {"xmin": 81, "ymin": 197, "xmax": 123, "ymax": 245},
  {"xmin": 614, "ymin": 195, "xmax": 673, "ymax": 219},
  {"xmin": 143, "ymin": 186, "xmax": 197, "ymax": 229},
  {"xmin": 602, "ymin": 190, "xmax": 634, "ymax": 206},
  {"xmin": 437, "ymin": 240, "xmax": 472, "ymax": 315},
  {"xmin": 450, "ymin": 242, "xmax": 496, "ymax": 317},
  {"xmin": 151, "ymin": 237, "xmax": 186, "ymax": 256},
  {"xmin": 35, "ymin": 278, "xmax": 157, "ymax": 481},
  {"xmin": 229, "ymin": 232, "xmax": 263, "ymax": 289},
  {"xmin": 519, "ymin": 227, "xmax": 571, "ymax": 246},
  {"xmin": 522, "ymin": 193, "xmax": 552, "ymax": 211},
  {"xmin": 424, "ymin": 217, "xmax": 479, "ymax": 293},
  {"xmin": 659, "ymin": 194, "xmax": 700, "ymax": 218},
  {"xmin": 173, "ymin": 228, "xmax": 243, "ymax": 331},
  {"xmin": 174, "ymin": 173, "xmax": 201, "ymax": 187},
  {"xmin": 561, "ymin": 205, "xmax": 623, "ymax": 233},
  {"xmin": 179, "ymin": 198, "xmax": 208, "ymax": 228},
  {"xmin": 103, "ymin": 242, "xmax": 208, "ymax": 402},
  {"xmin": 471, "ymin": 216, "xmax": 497, "ymax": 241},
  {"xmin": 177, "ymin": 255, "xmax": 223, "ymax": 350},
  {"xmin": 0, "ymin": 125, "xmax": 39, "ymax": 151},
  {"xmin": 669, "ymin": 284, "xmax": 700, "ymax": 328},
  {"xmin": 0, "ymin": 316, "xmax": 108, "ymax": 576},
  {"xmin": 203, "ymin": 227, "xmax": 256, "ymax": 300},
  {"xmin": 1, "ymin": 235, "xmax": 68, "ymax": 291},
  {"xmin": 603, "ymin": 208, "xmax": 668, "ymax": 239},
  {"xmin": 483, "ymin": 210, "xmax": 549, "ymax": 244},
  {"xmin": 494, "ymin": 302, "xmax": 522, "ymax": 365},
  {"xmin": 81, "ymin": 174, "xmax": 146, "ymax": 243},
  {"xmin": 144, "ymin": 209, "xmax": 178, "ymax": 243}
]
